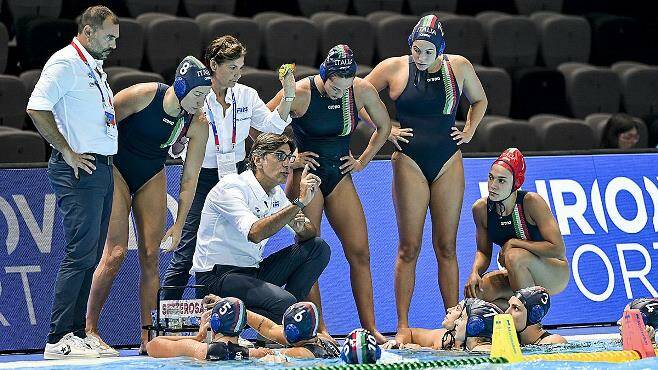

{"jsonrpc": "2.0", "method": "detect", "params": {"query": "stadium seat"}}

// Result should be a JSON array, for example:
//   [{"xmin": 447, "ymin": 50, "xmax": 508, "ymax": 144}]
[
  {"xmin": 530, "ymin": 12, "xmax": 590, "ymax": 68},
  {"xmin": 108, "ymin": 70, "xmax": 165, "ymax": 93},
  {"xmin": 476, "ymin": 12, "xmax": 538, "ymax": 69},
  {"xmin": 536, "ymin": 119, "xmax": 595, "ymax": 150},
  {"xmin": 471, "ymin": 65, "xmax": 511, "ymax": 116},
  {"xmin": 585, "ymin": 113, "xmax": 649, "ymax": 148},
  {"xmin": 201, "ymin": 18, "xmax": 261, "ymax": 68},
  {"xmin": 455, "ymin": 120, "xmax": 485, "ymax": 152},
  {"xmin": 239, "ymin": 69, "xmax": 280, "ymax": 102},
  {"xmin": 558, "ymin": 62, "xmax": 621, "ymax": 118},
  {"xmin": 442, "ymin": 15, "xmax": 485, "ymax": 65},
  {"xmin": 297, "ymin": 0, "xmax": 350, "ymax": 17},
  {"xmin": 350, "ymin": 120, "xmax": 396, "ymax": 157},
  {"xmin": 17, "ymin": 18, "xmax": 77, "ymax": 70},
  {"xmin": 309, "ymin": 11, "xmax": 346, "ymax": 29},
  {"xmin": 195, "ymin": 12, "xmax": 233, "ymax": 29},
  {"xmin": 0, "ymin": 75, "xmax": 27, "ymax": 129},
  {"xmin": 610, "ymin": 62, "xmax": 658, "ymax": 119},
  {"xmin": 136, "ymin": 12, "xmax": 176, "ymax": 28},
  {"xmin": 142, "ymin": 18, "xmax": 202, "ymax": 79},
  {"xmin": 105, "ymin": 66, "xmax": 140, "ymax": 79},
  {"xmin": 587, "ymin": 13, "xmax": 643, "ymax": 66},
  {"xmin": 514, "ymin": 0, "xmax": 563, "ymax": 15},
  {"xmin": 125, "ymin": 0, "xmax": 179, "ymax": 17},
  {"xmin": 510, "ymin": 67, "xmax": 567, "ymax": 118},
  {"xmin": 294, "ymin": 65, "xmax": 319, "ymax": 79},
  {"xmin": 0, "ymin": 126, "xmax": 20, "ymax": 133},
  {"xmin": 263, "ymin": 17, "xmax": 318, "ymax": 69},
  {"xmin": 365, "ymin": 11, "xmax": 398, "ymax": 29},
  {"xmin": 320, "ymin": 16, "xmax": 374, "ymax": 67},
  {"xmin": 457, "ymin": 0, "xmax": 516, "ymax": 15},
  {"xmin": 407, "ymin": 0, "xmax": 458, "ymax": 15},
  {"xmin": 375, "ymin": 15, "xmax": 418, "ymax": 60},
  {"xmin": 6, "ymin": 0, "xmax": 61, "ymax": 25},
  {"xmin": 182, "ymin": 0, "xmax": 236, "ymax": 18},
  {"xmin": 0, "ymin": 23, "xmax": 7, "ymax": 74},
  {"xmin": 476, "ymin": 119, "xmax": 540, "ymax": 152},
  {"xmin": 356, "ymin": 65, "xmax": 373, "ymax": 78},
  {"xmin": 0, "ymin": 131, "xmax": 46, "ymax": 163},
  {"xmin": 352, "ymin": 0, "xmax": 404, "ymax": 16},
  {"xmin": 18, "ymin": 69, "xmax": 41, "ymax": 96},
  {"xmin": 253, "ymin": 11, "xmax": 290, "ymax": 33},
  {"xmin": 528, "ymin": 113, "xmax": 568, "ymax": 126},
  {"xmin": 104, "ymin": 18, "xmax": 144, "ymax": 69}
]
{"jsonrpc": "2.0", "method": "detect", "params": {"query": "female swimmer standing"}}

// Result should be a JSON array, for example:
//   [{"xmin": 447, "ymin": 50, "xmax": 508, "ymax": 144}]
[{"xmin": 364, "ymin": 15, "xmax": 487, "ymax": 331}]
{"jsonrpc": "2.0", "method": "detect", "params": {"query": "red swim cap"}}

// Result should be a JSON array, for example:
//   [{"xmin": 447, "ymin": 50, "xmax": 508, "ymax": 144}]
[{"xmin": 492, "ymin": 148, "xmax": 526, "ymax": 191}]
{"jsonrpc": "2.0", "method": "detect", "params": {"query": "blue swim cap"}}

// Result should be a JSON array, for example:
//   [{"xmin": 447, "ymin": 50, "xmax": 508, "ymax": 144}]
[
  {"xmin": 319, "ymin": 44, "xmax": 358, "ymax": 82},
  {"xmin": 629, "ymin": 298, "xmax": 658, "ymax": 328},
  {"xmin": 340, "ymin": 328, "xmax": 381, "ymax": 364},
  {"xmin": 408, "ymin": 15, "xmax": 446, "ymax": 55},
  {"xmin": 514, "ymin": 286, "xmax": 551, "ymax": 328},
  {"xmin": 464, "ymin": 298, "xmax": 502, "ymax": 339},
  {"xmin": 210, "ymin": 297, "xmax": 247, "ymax": 336},
  {"xmin": 173, "ymin": 55, "xmax": 212, "ymax": 113},
  {"xmin": 283, "ymin": 302, "xmax": 319, "ymax": 344}
]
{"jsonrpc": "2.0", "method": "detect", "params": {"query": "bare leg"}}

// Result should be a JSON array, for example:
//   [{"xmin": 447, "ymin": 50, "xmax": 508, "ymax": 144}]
[
  {"xmin": 505, "ymin": 248, "xmax": 570, "ymax": 294},
  {"xmin": 131, "ymin": 170, "xmax": 167, "ymax": 347},
  {"xmin": 86, "ymin": 167, "xmax": 132, "ymax": 345},
  {"xmin": 391, "ymin": 152, "xmax": 430, "ymax": 330},
  {"xmin": 324, "ymin": 176, "xmax": 385, "ymax": 344},
  {"xmin": 428, "ymin": 152, "xmax": 464, "ymax": 309}
]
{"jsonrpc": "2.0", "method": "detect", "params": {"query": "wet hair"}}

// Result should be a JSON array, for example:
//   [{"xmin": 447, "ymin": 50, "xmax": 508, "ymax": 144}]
[
  {"xmin": 78, "ymin": 6, "xmax": 118, "ymax": 33},
  {"xmin": 602, "ymin": 113, "xmax": 640, "ymax": 149},
  {"xmin": 248, "ymin": 133, "xmax": 295, "ymax": 170},
  {"xmin": 204, "ymin": 35, "xmax": 247, "ymax": 69}
]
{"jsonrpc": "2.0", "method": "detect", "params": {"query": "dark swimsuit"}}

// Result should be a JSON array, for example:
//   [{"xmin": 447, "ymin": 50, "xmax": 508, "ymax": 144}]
[
  {"xmin": 206, "ymin": 341, "xmax": 249, "ymax": 360},
  {"xmin": 486, "ymin": 191, "xmax": 544, "ymax": 247},
  {"xmin": 395, "ymin": 55, "xmax": 461, "ymax": 183},
  {"xmin": 300, "ymin": 337, "xmax": 340, "ymax": 359},
  {"xmin": 533, "ymin": 330, "xmax": 553, "ymax": 344},
  {"xmin": 292, "ymin": 76, "xmax": 359, "ymax": 196},
  {"xmin": 114, "ymin": 83, "xmax": 181, "ymax": 194}
]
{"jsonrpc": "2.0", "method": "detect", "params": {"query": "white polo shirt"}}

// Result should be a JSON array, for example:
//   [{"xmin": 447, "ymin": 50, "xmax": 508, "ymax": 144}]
[
  {"xmin": 27, "ymin": 37, "xmax": 117, "ymax": 155},
  {"xmin": 191, "ymin": 170, "xmax": 294, "ymax": 272},
  {"xmin": 197, "ymin": 83, "xmax": 291, "ymax": 168}
]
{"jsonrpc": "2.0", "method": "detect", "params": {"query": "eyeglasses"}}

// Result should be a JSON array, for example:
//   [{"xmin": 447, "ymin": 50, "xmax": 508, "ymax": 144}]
[
  {"xmin": 619, "ymin": 133, "xmax": 639, "ymax": 142},
  {"xmin": 271, "ymin": 151, "xmax": 296, "ymax": 163}
]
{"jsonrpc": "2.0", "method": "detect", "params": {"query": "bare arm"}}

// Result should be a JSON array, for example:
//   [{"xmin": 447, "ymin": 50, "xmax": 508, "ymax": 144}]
[
  {"xmin": 472, "ymin": 199, "xmax": 493, "ymax": 275},
  {"xmin": 145, "ymin": 337, "xmax": 205, "ymax": 359},
  {"xmin": 26, "ymin": 109, "xmax": 72, "ymax": 153},
  {"xmin": 279, "ymin": 347, "xmax": 315, "ymax": 359},
  {"xmin": 354, "ymin": 80, "xmax": 391, "ymax": 166},
  {"xmin": 506, "ymin": 193, "xmax": 565, "ymax": 259},
  {"xmin": 246, "ymin": 310, "xmax": 288, "ymax": 344},
  {"xmin": 451, "ymin": 56, "xmax": 487, "ymax": 145},
  {"xmin": 248, "ymin": 204, "xmax": 303, "ymax": 244},
  {"xmin": 407, "ymin": 328, "xmax": 447, "ymax": 349},
  {"xmin": 113, "ymin": 83, "xmax": 156, "ymax": 123}
]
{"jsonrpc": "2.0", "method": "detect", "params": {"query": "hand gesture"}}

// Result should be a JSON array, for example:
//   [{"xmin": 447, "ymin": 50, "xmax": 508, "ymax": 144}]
[
  {"xmin": 61, "ymin": 147, "xmax": 96, "ymax": 178},
  {"xmin": 298, "ymin": 165, "xmax": 321, "ymax": 205},
  {"xmin": 339, "ymin": 152, "xmax": 365, "ymax": 174},
  {"xmin": 389, "ymin": 126, "xmax": 414, "ymax": 150},
  {"xmin": 464, "ymin": 272, "xmax": 483, "ymax": 298},
  {"xmin": 291, "ymin": 151, "xmax": 320, "ymax": 170},
  {"xmin": 288, "ymin": 211, "xmax": 308, "ymax": 233},
  {"xmin": 202, "ymin": 294, "xmax": 222, "ymax": 310},
  {"xmin": 451, "ymin": 126, "xmax": 474, "ymax": 145},
  {"xmin": 160, "ymin": 223, "xmax": 183, "ymax": 252},
  {"xmin": 278, "ymin": 63, "xmax": 296, "ymax": 98}
]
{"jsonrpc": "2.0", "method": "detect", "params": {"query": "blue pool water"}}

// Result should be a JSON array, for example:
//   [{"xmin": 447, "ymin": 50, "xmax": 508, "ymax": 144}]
[{"xmin": 10, "ymin": 339, "xmax": 657, "ymax": 370}]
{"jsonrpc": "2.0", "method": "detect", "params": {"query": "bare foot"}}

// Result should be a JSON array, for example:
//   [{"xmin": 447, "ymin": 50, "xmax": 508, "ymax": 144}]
[{"xmin": 368, "ymin": 329, "xmax": 387, "ymax": 345}]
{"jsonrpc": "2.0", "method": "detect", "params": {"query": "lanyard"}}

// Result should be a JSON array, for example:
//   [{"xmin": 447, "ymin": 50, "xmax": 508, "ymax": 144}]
[
  {"xmin": 205, "ymin": 89, "xmax": 237, "ymax": 151},
  {"xmin": 70, "ymin": 41, "xmax": 112, "ymax": 107}
]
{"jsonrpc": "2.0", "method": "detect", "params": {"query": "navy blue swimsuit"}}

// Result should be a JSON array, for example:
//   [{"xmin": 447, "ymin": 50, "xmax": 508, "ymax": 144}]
[
  {"xmin": 395, "ymin": 55, "xmax": 461, "ymax": 183},
  {"xmin": 292, "ymin": 76, "xmax": 359, "ymax": 196},
  {"xmin": 487, "ymin": 191, "xmax": 544, "ymax": 247},
  {"xmin": 114, "ymin": 83, "xmax": 179, "ymax": 194}
]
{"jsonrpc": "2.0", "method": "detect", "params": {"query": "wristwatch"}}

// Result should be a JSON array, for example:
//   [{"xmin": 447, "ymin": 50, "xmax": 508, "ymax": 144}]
[
  {"xmin": 283, "ymin": 96, "xmax": 295, "ymax": 102},
  {"xmin": 292, "ymin": 198, "xmax": 305, "ymax": 210}
]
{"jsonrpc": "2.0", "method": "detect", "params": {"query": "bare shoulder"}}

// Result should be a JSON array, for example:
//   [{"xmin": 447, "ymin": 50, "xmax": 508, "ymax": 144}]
[
  {"xmin": 523, "ymin": 192, "xmax": 549, "ymax": 210},
  {"xmin": 543, "ymin": 333, "xmax": 567, "ymax": 344},
  {"xmin": 447, "ymin": 54, "xmax": 472, "ymax": 68},
  {"xmin": 353, "ymin": 77, "xmax": 378, "ymax": 95},
  {"xmin": 472, "ymin": 197, "xmax": 488, "ymax": 214}
]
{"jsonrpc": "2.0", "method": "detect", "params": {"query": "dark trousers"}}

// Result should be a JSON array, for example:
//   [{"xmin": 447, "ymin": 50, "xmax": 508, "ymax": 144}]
[
  {"xmin": 162, "ymin": 163, "xmax": 246, "ymax": 299},
  {"xmin": 46, "ymin": 150, "xmax": 114, "ymax": 344},
  {"xmin": 195, "ymin": 237, "xmax": 331, "ymax": 323}
]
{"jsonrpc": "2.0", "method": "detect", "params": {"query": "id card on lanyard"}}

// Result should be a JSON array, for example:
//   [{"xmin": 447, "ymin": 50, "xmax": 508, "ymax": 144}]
[
  {"xmin": 206, "ymin": 90, "xmax": 237, "ymax": 179},
  {"xmin": 71, "ymin": 41, "xmax": 117, "ymax": 139}
]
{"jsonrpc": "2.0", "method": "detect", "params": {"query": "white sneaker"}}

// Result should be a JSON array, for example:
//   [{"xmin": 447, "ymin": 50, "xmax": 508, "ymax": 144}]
[
  {"xmin": 238, "ymin": 337, "xmax": 254, "ymax": 348},
  {"xmin": 43, "ymin": 333, "xmax": 100, "ymax": 360},
  {"xmin": 84, "ymin": 334, "xmax": 120, "ymax": 357}
]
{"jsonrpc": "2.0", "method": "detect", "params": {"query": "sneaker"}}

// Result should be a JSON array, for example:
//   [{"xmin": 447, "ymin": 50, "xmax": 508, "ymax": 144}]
[
  {"xmin": 44, "ymin": 333, "xmax": 100, "ymax": 360},
  {"xmin": 84, "ymin": 334, "xmax": 119, "ymax": 357},
  {"xmin": 238, "ymin": 337, "xmax": 254, "ymax": 348}
]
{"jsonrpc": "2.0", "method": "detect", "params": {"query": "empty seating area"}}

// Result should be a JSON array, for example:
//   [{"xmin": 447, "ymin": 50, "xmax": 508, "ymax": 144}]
[{"xmin": 0, "ymin": 0, "xmax": 657, "ymax": 163}]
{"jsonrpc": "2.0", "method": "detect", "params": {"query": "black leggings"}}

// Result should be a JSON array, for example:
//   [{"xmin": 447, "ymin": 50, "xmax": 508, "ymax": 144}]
[{"xmin": 195, "ymin": 237, "xmax": 331, "ymax": 323}]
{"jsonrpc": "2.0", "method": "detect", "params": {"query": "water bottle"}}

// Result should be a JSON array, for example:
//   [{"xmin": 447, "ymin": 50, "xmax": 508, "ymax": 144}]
[{"xmin": 169, "ymin": 305, "xmax": 183, "ymax": 331}]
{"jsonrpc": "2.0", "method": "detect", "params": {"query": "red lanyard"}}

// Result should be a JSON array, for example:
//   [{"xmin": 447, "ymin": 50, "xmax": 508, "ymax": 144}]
[
  {"xmin": 205, "ymin": 90, "xmax": 237, "ymax": 151},
  {"xmin": 70, "ymin": 41, "xmax": 113, "ymax": 107}
]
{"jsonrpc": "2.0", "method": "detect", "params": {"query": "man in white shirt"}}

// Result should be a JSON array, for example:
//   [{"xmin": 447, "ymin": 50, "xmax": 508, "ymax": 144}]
[
  {"xmin": 26, "ymin": 6, "xmax": 119, "ymax": 359},
  {"xmin": 162, "ymin": 35, "xmax": 296, "ymax": 299},
  {"xmin": 192, "ymin": 133, "xmax": 331, "ymax": 326}
]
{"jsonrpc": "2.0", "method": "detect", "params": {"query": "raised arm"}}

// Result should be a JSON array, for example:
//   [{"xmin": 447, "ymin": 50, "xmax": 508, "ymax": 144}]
[{"xmin": 505, "ymin": 193, "xmax": 565, "ymax": 259}]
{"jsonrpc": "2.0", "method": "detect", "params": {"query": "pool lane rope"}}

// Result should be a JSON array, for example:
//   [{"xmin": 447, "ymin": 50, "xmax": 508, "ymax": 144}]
[{"xmin": 290, "ymin": 357, "xmax": 508, "ymax": 370}]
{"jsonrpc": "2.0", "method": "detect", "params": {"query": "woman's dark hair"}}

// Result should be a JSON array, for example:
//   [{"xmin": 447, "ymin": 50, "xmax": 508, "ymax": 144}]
[
  {"xmin": 204, "ymin": 35, "xmax": 246, "ymax": 68},
  {"xmin": 602, "ymin": 113, "xmax": 640, "ymax": 149},
  {"xmin": 248, "ymin": 133, "xmax": 296, "ymax": 170}
]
